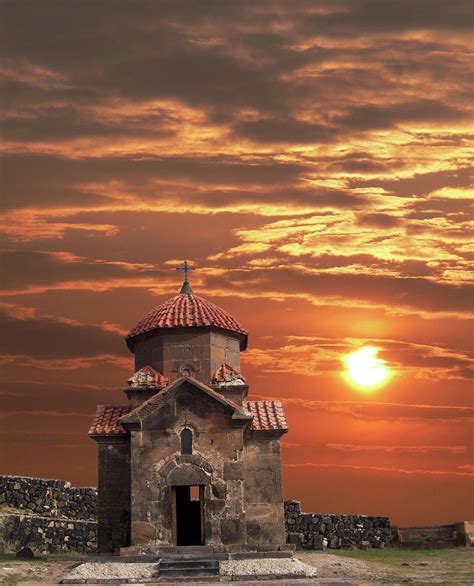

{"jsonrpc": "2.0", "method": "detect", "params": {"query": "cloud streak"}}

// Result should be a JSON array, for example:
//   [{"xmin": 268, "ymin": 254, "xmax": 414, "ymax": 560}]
[
  {"xmin": 326, "ymin": 444, "xmax": 466, "ymax": 454},
  {"xmin": 284, "ymin": 462, "xmax": 474, "ymax": 478}
]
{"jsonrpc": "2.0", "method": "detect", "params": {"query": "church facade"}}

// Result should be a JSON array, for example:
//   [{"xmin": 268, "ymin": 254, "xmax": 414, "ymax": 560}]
[{"xmin": 89, "ymin": 275, "xmax": 288, "ymax": 553}]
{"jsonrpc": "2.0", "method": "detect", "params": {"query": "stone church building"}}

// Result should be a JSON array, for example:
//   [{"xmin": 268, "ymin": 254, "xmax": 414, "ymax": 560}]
[{"xmin": 89, "ymin": 272, "xmax": 288, "ymax": 553}]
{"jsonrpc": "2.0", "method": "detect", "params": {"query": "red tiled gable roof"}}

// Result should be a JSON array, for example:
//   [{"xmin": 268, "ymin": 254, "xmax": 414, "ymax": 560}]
[
  {"xmin": 88, "ymin": 405, "xmax": 131, "ymax": 436},
  {"xmin": 212, "ymin": 362, "xmax": 246, "ymax": 384},
  {"xmin": 128, "ymin": 365, "xmax": 170, "ymax": 388},
  {"xmin": 243, "ymin": 400, "xmax": 288, "ymax": 432},
  {"xmin": 120, "ymin": 375, "xmax": 253, "ymax": 426},
  {"xmin": 126, "ymin": 293, "xmax": 248, "ymax": 347},
  {"xmin": 89, "ymin": 398, "xmax": 287, "ymax": 436}
]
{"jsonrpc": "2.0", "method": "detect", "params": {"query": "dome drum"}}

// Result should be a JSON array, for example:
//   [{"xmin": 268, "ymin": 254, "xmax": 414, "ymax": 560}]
[
  {"xmin": 126, "ymin": 323, "xmax": 247, "ymax": 353},
  {"xmin": 130, "ymin": 325, "xmax": 242, "ymax": 387}
]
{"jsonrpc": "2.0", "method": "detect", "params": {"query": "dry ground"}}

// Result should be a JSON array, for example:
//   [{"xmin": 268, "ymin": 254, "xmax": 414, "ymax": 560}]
[
  {"xmin": 296, "ymin": 548, "xmax": 474, "ymax": 583},
  {"xmin": 0, "ymin": 548, "xmax": 472, "ymax": 585},
  {"xmin": 0, "ymin": 555, "xmax": 78, "ymax": 586}
]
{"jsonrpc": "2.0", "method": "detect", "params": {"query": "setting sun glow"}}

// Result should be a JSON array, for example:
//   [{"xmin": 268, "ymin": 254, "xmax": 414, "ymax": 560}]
[{"xmin": 345, "ymin": 346, "xmax": 389, "ymax": 388}]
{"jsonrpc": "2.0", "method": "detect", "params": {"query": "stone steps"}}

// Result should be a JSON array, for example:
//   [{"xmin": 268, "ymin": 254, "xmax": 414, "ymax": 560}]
[{"xmin": 159, "ymin": 557, "xmax": 220, "ymax": 579}]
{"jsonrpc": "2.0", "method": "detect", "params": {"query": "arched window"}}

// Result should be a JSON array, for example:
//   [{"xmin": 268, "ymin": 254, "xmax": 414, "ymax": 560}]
[{"xmin": 181, "ymin": 428, "xmax": 192, "ymax": 455}]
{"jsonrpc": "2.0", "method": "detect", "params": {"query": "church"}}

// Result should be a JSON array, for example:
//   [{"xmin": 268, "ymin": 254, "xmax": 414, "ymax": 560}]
[{"xmin": 89, "ymin": 266, "xmax": 289, "ymax": 553}]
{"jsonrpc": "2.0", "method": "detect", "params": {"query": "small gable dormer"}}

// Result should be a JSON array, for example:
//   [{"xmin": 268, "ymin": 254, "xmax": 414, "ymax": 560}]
[
  {"xmin": 123, "ymin": 365, "xmax": 169, "ymax": 407},
  {"xmin": 211, "ymin": 362, "xmax": 248, "ymax": 404}
]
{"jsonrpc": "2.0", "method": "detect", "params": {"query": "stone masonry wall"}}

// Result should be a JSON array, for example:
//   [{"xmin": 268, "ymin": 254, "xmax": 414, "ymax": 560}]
[
  {"xmin": 285, "ymin": 500, "xmax": 391, "ymax": 549},
  {"xmin": 0, "ymin": 475, "xmax": 97, "ymax": 521},
  {"xmin": 0, "ymin": 514, "xmax": 97, "ymax": 555},
  {"xmin": 0, "ymin": 475, "xmax": 97, "ymax": 555}
]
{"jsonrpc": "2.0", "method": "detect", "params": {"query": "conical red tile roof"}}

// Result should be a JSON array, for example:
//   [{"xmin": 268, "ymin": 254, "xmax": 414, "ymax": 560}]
[
  {"xmin": 212, "ymin": 362, "xmax": 246, "ymax": 384},
  {"xmin": 127, "ymin": 365, "xmax": 170, "ymax": 389},
  {"xmin": 126, "ymin": 291, "xmax": 248, "ymax": 349}
]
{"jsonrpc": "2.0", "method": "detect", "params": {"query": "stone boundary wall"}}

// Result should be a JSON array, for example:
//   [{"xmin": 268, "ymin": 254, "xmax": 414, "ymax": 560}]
[
  {"xmin": 0, "ymin": 475, "xmax": 97, "ymax": 521},
  {"xmin": 284, "ymin": 500, "xmax": 391, "ymax": 549},
  {"xmin": 392, "ymin": 522, "xmax": 474, "ymax": 548},
  {"xmin": 1, "ymin": 477, "xmax": 470, "ymax": 554},
  {"xmin": 0, "ymin": 513, "xmax": 97, "ymax": 555}
]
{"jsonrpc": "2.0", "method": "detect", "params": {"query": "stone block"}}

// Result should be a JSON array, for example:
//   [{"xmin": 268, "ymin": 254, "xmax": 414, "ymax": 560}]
[
  {"xmin": 211, "ymin": 480, "xmax": 227, "ymax": 500},
  {"xmin": 287, "ymin": 532, "xmax": 303, "ymax": 549},
  {"xmin": 223, "ymin": 461, "xmax": 243, "ymax": 481},
  {"xmin": 131, "ymin": 521, "xmax": 156, "ymax": 545},
  {"xmin": 159, "ymin": 459, "xmax": 177, "ymax": 478},
  {"xmin": 221, "ymin": 516, "xmax": 245, "ymax": 544}
]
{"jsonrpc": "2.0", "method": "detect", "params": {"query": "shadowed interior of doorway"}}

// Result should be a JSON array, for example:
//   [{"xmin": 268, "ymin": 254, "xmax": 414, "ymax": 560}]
[{"xmin": 174, "ymin": 485, "xmax": 204, "ymax": 546}]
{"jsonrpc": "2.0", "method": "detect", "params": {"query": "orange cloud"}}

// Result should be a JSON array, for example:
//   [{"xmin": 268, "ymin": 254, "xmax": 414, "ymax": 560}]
[
  {"xmin": 284, "ymin": 462, "xmax": 474, "ymax": 478},
  {"xmin": 326, "ymin": 443, "xmax": 466, "ymax": 454}
]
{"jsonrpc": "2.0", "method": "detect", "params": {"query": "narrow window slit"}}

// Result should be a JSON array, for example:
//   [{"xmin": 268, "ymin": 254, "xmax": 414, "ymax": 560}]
[{"xmin": 181, "ymin": 428, "xmax": 192, "ymax": 454}]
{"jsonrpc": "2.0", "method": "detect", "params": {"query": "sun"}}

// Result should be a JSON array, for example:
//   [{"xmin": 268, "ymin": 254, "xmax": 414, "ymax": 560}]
[{"xmin": 345, "ymin": 346, "xmax": 389, "ymax": 389}]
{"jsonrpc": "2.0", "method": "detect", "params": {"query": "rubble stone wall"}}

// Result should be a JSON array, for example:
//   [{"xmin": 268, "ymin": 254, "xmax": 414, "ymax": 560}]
[
  {"xmin": 0, "ymin": 513, "xmax": 97, "ymax": 555},
  {"xmin": 0, "ymin": 475, "xmax": 97, "ymax": 521},
  {"xmin": 284, "ymin": 500, "xmax": 391, "ymax": 549}
]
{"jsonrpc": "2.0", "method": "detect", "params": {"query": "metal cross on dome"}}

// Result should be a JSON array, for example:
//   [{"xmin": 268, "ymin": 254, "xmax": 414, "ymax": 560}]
[
  {"xmin": 176, "ymin": 260, "xmax": 196, "ymax": 294},
  {"xmin": 176, "ymin": 260, "xmax": 195, "ymax": 281}
]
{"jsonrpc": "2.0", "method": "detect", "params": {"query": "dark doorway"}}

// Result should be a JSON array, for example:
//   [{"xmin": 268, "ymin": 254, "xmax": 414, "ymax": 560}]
[{"xmin": 174, "ymin": 485, "xmax": 204, "ymax": 546}]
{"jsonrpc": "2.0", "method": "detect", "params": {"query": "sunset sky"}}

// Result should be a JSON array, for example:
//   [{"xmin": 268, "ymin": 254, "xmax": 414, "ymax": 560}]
[{"xmin": 1, "ymin": 1, "xmax": 473, "ymax": 526}]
